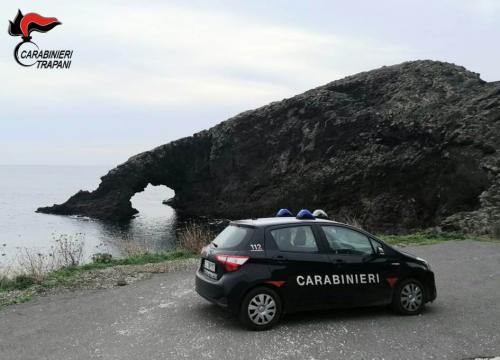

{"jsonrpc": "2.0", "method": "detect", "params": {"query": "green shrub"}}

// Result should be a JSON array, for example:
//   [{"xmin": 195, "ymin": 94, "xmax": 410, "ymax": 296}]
[
  {"xmin": 92, "ymin": 253, "xmax": 113, "ymax": 264},
  {"xmin": 0, "ymin": 274, "xmax": 35, "ymax": 291},
  {"xmin": 13, "ymin": 274, "xmax": 35, "ymax": 289},
  {"xmin": 492, "ymin": 221, "xmax": 500, "ymax": 240}
]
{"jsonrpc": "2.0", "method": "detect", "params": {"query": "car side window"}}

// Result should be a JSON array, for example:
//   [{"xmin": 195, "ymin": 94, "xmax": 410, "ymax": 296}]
[
  {"xmin": 270, "ymin": 226, "xmax": 318, "ymax": 253},
  {"xmin": 321, "ymin": 226, "xmax": 374, "ymax": 255}
]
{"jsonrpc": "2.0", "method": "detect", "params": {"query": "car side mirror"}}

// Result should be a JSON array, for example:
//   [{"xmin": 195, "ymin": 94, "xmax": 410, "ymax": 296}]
[{"xmin": 376, "ymin": 246, "xmax": 385, "ymax": 256}]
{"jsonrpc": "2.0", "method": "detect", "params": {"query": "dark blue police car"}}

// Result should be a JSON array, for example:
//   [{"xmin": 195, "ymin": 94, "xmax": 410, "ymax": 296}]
[{"xmin": 195, "ymin": 209, "xmax": 436, "ymax": 330}]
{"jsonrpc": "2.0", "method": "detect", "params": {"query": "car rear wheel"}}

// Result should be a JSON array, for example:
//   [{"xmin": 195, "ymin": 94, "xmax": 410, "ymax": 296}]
[
  {"xmin": 392, "ymin": 278, "xmax": 425, "ymax": 315},
  {"xmin": 239, "ymin": 287, "xmax": 282, "ymax": 330}
]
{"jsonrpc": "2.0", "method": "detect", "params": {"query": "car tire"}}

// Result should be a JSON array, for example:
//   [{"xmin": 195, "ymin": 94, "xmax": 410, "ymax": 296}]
[
  {"xmin": 391, "ymin": 278, "xmax": 425, "ymax": 315},
  {"xmin": 239, "ymin": 286, "xmax": 282, "ymax": 331}
]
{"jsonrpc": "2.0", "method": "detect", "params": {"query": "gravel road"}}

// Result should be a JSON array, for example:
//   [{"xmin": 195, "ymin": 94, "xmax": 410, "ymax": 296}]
[{"xmin": 0, "ymin": 240, "xmax": 499, "ymax": 360}]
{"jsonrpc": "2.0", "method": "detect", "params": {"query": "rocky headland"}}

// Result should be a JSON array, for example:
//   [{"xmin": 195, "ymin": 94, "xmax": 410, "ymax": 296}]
[{"xmin": 37, "ymin": 60, "xmax": 500, "ymax": 234}]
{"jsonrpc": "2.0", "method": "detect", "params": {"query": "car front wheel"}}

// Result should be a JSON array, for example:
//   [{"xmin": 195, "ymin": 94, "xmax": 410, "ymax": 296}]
[
  {"xmin": 392, "ymin": 278, "xmax": 425, "ymax": 315},
  {"xmin": 239, "ymin": 287, "xmax": 282, "ymax": 330}
]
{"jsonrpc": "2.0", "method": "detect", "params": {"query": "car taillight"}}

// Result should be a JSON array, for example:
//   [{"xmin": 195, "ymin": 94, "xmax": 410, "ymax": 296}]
[{"xmin": 215, "ymin": 255, "xmax": 249, "ymax": 272}]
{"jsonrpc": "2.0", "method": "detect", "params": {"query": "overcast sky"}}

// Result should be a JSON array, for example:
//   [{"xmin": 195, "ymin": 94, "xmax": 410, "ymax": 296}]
[{"xmin": 1, "ymin": 0, "xmax": 499, "ymax": 166}]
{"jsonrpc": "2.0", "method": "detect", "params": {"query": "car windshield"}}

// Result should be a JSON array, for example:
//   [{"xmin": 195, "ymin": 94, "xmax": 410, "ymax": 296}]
[{"xmin": 212, "ymin": 225, "xmax": 254, "ymax": 250}]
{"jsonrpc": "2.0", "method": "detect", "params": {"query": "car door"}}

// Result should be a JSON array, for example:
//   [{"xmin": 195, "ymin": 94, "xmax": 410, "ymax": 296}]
[
  {"xmin": 318, "ymin": 225, "xmax": 397, "ymax": 307},
  {"xmin": 265, "ymin": 224, "xmax": 332, "ymax": 310}
]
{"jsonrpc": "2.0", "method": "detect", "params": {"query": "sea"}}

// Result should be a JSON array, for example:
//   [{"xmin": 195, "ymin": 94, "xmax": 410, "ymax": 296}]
[{"xmin": 0, "ymin": 165, "xmax": 178, "ymax": 271}]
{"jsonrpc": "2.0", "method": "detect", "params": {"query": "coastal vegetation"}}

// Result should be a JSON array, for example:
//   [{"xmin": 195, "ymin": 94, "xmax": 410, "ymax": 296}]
[
  {"xmin": 0, "ymin": 224, "xmax": 214, "ymax": 308},
  {"xmin": 178, "ymin": 222, "xmax": 215, "ymax": 253},
  {"xmin": 0, "ymin": 248, "xmax": 197, "ymax": 309}
]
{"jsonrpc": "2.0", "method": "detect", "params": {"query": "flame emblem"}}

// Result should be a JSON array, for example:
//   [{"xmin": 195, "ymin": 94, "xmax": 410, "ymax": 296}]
[{"xmin": 8, "ymin": 9, "xmax": 61, "ymax": 41}]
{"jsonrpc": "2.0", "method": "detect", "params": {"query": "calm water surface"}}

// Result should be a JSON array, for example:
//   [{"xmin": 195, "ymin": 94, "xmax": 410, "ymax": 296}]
[{"xmin": 0, "ymin": 165, "xmax": 177, "ymax": 270}]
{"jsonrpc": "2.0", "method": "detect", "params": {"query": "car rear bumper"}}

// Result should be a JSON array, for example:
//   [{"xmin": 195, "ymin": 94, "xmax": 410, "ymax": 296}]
[{"xmin": 195, "ymin": 270, "xmax": 229, "ymax": 308}]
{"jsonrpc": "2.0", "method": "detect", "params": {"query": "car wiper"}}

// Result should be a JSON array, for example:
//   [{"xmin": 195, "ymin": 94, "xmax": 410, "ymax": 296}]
[{"xmin": 211, "ymin": 242, "xmax": 218, "ymax": 248}]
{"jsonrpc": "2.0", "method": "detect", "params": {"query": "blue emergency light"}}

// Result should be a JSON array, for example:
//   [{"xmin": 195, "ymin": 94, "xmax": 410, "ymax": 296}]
[
  {"xmin": 276, "ymin": 208, "xmax": 293, "ymax": 217},
  {"xmin": 296, "ymin": 209, "xmax": 315, "ymax": 220}
]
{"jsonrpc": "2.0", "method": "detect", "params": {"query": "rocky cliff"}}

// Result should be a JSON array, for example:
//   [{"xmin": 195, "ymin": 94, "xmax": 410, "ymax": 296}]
[{"xmin": 37, "ymin": 60, "xmax": 500, "ymax": 234}]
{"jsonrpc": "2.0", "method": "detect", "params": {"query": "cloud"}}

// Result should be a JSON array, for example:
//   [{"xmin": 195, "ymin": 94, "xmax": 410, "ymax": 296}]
[
  {"xmin": 461, "ymin": 0, "xmax": 500, "ymax": 21},
  {"xmin": 0, "ymin": 1, "xmax": 416, "ymax": 165},
  {"xmin": 1, "ymin": 2, "xmax": 410, "ymax": 110}
]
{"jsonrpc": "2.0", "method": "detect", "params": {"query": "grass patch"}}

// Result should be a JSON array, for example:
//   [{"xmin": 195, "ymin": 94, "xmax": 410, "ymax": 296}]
[
  {"xmin": 82, "ymin": 249, "xmax": 194, "ymax": 269},
  {"xmin": 45, "ymin": 249, "xmax": 195, "ymax": 286},
  {"xmin": 1, "ymin": 249, "xmax": 196, "ymax": 292},
  {"xmin": 0, "ymin": 293, "xmax": 34, "ymax": 311},
  {"xmin": 0, "ymin": 274, "xmax": 35, "ymax": 291},
  {"xmin": 378, "ymin": 232, "xmax": 497, "ymax": 246},
  {"xmin": 10, "ymin": 293, "xmax": 33, "ymax": 305}
]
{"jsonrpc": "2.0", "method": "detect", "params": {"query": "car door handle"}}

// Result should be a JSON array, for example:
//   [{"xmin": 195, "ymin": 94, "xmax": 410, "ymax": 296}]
[{"xmin": 273, "ymin": 255, "xmax": 287, "ymax": 263}]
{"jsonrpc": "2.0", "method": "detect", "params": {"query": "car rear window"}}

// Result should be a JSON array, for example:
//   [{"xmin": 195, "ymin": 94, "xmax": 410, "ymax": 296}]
[
  {"xmin": 212, "ymin": 225, "xmax": 254, "ymax": 250},
  {"xmin": 270, "ymin": 226, "xmax": 318, "ymax": 253}
]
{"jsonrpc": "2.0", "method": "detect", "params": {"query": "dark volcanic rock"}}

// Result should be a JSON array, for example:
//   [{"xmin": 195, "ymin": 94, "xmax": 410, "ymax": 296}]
[{"xmin": 37, "ymin": 60, "xmax": 500, "ymax": 234}]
